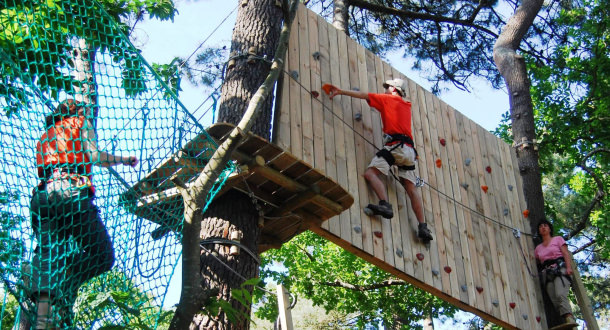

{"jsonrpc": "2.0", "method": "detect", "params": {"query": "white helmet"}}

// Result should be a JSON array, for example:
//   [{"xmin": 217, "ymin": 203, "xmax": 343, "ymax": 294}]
[{"xmin": 383, "ymin": 78, "xmax": 406, "ymax": 96}]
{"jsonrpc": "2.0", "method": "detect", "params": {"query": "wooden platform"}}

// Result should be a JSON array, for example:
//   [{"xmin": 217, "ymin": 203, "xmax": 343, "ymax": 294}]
[{"xmin": 120, "ymin": 123, "xmax": 354, "ymax": 251}]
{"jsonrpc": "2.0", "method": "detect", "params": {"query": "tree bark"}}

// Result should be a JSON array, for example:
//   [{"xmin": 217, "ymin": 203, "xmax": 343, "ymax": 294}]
[
  {"xmin": 492, "ymin": 0, "xmax": 562, "ymax": 327},
  {"xmin": 332, "ymin": 0, "xmax": 349, "ymax": 34}
]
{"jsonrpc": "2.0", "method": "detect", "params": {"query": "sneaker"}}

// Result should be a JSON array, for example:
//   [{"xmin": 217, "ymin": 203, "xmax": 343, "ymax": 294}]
[
  {"xmin": 363, "ymin": 201, "xmax": 394, "ymax": 219},
  {"xmin": 418, "ymin": 223, "xmax": 433, "ymax": 242}
]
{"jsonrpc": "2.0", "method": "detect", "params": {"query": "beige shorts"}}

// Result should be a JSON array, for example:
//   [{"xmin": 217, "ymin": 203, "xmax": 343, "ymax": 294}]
[{"xmin": 368, "ymin": 144, "xmax": 418, "ymax": 184}]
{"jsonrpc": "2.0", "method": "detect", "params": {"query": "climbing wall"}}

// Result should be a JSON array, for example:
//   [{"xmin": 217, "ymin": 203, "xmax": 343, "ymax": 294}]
[{"xmin": 273, "ymin": 3, "xmax": 546, "ymax": 329}]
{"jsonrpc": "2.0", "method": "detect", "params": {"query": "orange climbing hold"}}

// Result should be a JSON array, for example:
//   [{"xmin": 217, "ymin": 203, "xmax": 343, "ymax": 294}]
[
  {"xmin": 322, "ymin": 83, "xmax": 335, "ymax": 95},
  {"xmin": 436, "ymin": 159, "xmax": 442, "ymax": 168},
  {"xmin": 523, "ymin": 209, "xmax": 530, "ymax": 218},
  {"xmin": 481, "ymin": 185, "xmax": 488, "ymax": 193}
]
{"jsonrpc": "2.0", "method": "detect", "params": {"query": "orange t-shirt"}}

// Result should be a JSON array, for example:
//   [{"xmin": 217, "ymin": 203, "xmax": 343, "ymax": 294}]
[
  {"xmin": 36, "ymin": 116, "xmax": 92, "ymax": 178},
  {"xmin": 367, "ymin": 93, "xmax": 413, "ymax": 139}
]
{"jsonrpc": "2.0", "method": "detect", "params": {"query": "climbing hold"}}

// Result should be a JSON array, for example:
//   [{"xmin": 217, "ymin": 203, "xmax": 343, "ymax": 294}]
[
  {"xmin": 503, "ymin": 208, "xmax": 509, "ymax": 216},
  {"xmin": 486, "ymin": 166, "xmax": 492, "ymax": 173},
  {"xmin": 290, "ymin": 70, "xmax": 299, "ymax": 79},
  {"xmin": 395, "ymin": 249, "xmax": 403, "ymax": 258},
  {"xmin": 461, "ymin": 285, "xmax": 467, "ymax": 292},
  {"xmin": 322, "ymin": 83, "xmax": 333, "ymax": 95},
  {"xmin": 312, "ymin": 51, "xmax": 321, "ymax": 60},
  {"xmin": 536, "ymin": 316, "xmax": 541, "ymax": 323},
  {"xmin": 432, "ymin": 269, "xmax": 440, "ymax": 276},
  {"xmin": 311, "ymin": 91, "xmax": 319, "ymax": 98},
  {"xmin": 481, "ymin": 185, "xmax": 488, "ymax": 193},
  {"xmin": 522, "ymin": 209, "xmax": 530, "ymax": 218},
  {"xmin": 354, "ymin": 113, "xmax": 362, "ymax": 121},
  {"xmin": 353, "ymin": 226, "xmax": 362, "ymax": 233},
  {"xmin": 460, "ymin": 183, "xmax": 469, "ymax": 190},
  {"xmin": 374, "ymin": 231, "xmax": 383, "ymax": 238},
  {"xmin": 508, "ymin": 184, "xmax": 513, "ymax": 191},
  {"xmin": 416, "ymin": 253, "xmax": 424, "ymax": 261},
  {"xmin": 492, "ymin": 300, "xmax": 499, "ymax": 307},
  {"xmin": 464, "ymin": 158, "xmax": 471, "ymax": 166},
  {"xmin": 436, "ymin": 159, "xmax": 442, "ymax": 168},
  {"xmin": 476, "ymin": 286, "xmax": 484, "ymax": 293},
  {"xmin": 443, "ymin": 266, "xmax": 452, "ymax": 274},
  {"xmin": 509, "ymin": 302, "xmax": 516, "ymax": 309},
  {"xmin": 440, "ymin": 138, "xmax": 446, "ymax": 146},
  {"xmin": 522, "ymin": 314, "xmax": 528, "ymax": 320}
]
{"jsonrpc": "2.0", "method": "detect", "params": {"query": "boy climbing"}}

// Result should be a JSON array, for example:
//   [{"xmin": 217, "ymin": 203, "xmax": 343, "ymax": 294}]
[
  {"xmin": 30, "ymin": 98, "xmax": 138, "ymax": 329},
  {"xmin": 324, "ymin": 79, "xmax": 433, "ymax": 242}
]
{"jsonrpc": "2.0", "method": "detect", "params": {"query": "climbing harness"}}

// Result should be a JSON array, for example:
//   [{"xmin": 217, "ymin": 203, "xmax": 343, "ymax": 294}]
[
  {"xmin": 376, "ymin": 133, "xmax": 418, "ymax": 171},
  {"xmin": 540, "ymin": 257, "xmax": 572, "ymax": 286}
]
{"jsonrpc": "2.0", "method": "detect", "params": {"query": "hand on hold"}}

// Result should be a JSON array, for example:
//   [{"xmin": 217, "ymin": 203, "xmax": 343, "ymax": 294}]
[{"xmin": 322, "ymin": 83, "xmax": 340, "ymax": 99}]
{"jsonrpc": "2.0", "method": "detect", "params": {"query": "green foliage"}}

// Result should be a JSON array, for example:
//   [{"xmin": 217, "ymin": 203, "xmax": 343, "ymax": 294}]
[
  {"xmin": 256, "ymin": 231, "xmax": 458, "ymax": 328},
  {"xmin": 0, "ymin": 0, "xmax": 178, "ymax": 114},
  {"xmin": 203, "ymin": 278, "xmax": 259, "ymax": 326},
  {"xmin": 0, "ymin": 190, "xmax": 25, "ymax": 282},
  {"xmin": 73, "ymin": 271, "xmax": 174, "ymax": 329}
]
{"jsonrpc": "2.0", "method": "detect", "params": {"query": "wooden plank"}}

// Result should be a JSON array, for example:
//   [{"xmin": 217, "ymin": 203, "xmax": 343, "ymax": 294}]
[
  {"xmin": 327, "ymin": 21, "xmax": 351, "ymax": 239},
  {"xmin": 422, "ymin": 88, "xmax": 452, "ymax": 296},
  {"xmin": 455, "ymin": 111, "xmax": 493, "ymax": 313},
  {"xmin": 447, "ymin": 107, "xmax": 480, "ymax": 310},
  {"xmin": 469, "ymin": 119, "xmax": 506, "ymax": 321},
  {"xmin": 480, "ymin": 126, "xmax": 515, "ymax": 326},
  {"xmin": 406, "ymin": 80, "xmax": 432, "ymax": 286},
  {"xmin": 416, "ymin": 85, "xmax": 441, "ymax": 290},
  {"xmin": 352, "ymin": 39, "xmax": 382, "ymax": 261},
  {"xmin": 439, "ymin": 101, "xmax": 471, "ymax": 305},
  {"xmin": 288, "ymin": 6, "xmax": 302, "ymax": 160},
  {"xmin": 346, "ymin": 36, "xmax": 371, "ymax": 254},
  {"xmin": 297, "ymin": 5, "xmax": 314, "ymax": 167},
  {"xmin": 308, "ymin": 11, "xmax": 325, "ymax": 175}
]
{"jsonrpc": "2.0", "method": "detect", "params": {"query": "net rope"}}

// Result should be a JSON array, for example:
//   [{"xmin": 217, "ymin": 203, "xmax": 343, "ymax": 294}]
[{"xmin": 0, "ymin": 0, "xmax": 234, "ymax": 328}]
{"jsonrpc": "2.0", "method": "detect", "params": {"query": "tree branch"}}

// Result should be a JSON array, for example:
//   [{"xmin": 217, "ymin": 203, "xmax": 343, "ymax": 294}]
[
  {"xmin": 348, "ymin": 0, "xmax": 499, "ymax": 39},
  {"xmin": 321, "ymin": 279, "xmax": 407, "ymax": 291}
]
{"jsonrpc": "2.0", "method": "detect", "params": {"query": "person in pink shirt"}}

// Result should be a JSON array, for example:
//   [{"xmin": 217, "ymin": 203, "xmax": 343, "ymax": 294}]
[{"xmin": 535, "ymin": 220, "xmax": 577, "ymax": 327}]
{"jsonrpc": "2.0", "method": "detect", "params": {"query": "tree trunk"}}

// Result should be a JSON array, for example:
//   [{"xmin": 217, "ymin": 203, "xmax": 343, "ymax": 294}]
[
  {"xmin": 72, "ymin": 39, "xmax": 98, "ymax": 120},
  {"xmin": 492, "ymin": 0, "xmax": 561, "ymax": 327},
  {"xmin": 193, "ymin": 0, "xmax": 284, "ymax": 328},
  {"xmin": 332, "ymin": 0, "xmax": 349, "ymax": 34}
]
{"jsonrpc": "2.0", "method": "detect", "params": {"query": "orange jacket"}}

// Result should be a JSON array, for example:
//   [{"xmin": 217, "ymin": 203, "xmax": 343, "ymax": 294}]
[{"xmin": 36, "ymin": 116, "xmax": 92, "ymax": 179}]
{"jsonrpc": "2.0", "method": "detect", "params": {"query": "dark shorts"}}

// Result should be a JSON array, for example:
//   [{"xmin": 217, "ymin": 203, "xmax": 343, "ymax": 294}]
[{"xmin": 30, "ymin": 177, "xmax": 114, "ymax": 298}]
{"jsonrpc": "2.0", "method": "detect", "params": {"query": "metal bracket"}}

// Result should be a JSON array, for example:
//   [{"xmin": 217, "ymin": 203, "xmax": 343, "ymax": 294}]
[{"xmin": 513, "ymin": 228, "xmax": 521, "ymax": 238}]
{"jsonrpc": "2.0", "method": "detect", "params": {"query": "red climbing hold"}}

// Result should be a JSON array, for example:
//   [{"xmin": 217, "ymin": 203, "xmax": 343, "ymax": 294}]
[
  {"xmin": 481, "ymin": 185, "xmax": 489, "ymax": 193},
  {"xmin": 374, "ymin": 231, "xmax": 383, "ymax": 238},
  {"xmin": 436, "ymin": 159, "xmax": 442, "ymax": 168},
  {"xmin": 536, "ymin": 316, "xmax": 541, "ymax": 323},
  {"xmin": 476, "ymin": 286, "xmax": 484, "ymax": 293},
  {"xmin": 311, "ymin": 90, "xmax": 320, "ymax": 98},
  {"xmin": 440, "ymin": 138, "xmax": 446, "ymax": 146},
  {"xmin": 486, "ymin": 166, "xmax": 492, "ymax": 173},
  {"xmin": 416, "ymin": 253, "xmax": 424, "ymax": 261},
  {"xmin": 523, "ymin": 209, "xmax": 530, "ymax": 218},
  {"xmin": 509, "ymin": 302, "xmax": 516, "ymax": 309},
  {"xmin": 443, "ymin": 266, "xmax": 452, "ymax": 273}
]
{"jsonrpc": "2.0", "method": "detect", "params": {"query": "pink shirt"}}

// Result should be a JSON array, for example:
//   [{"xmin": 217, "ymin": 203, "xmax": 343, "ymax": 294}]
[{"xmin": 535, "ymin": 236, "xmax": 566, "ymax": 263}]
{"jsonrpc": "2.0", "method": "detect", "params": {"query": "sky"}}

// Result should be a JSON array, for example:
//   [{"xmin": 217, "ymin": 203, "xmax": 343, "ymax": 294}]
[{"xmin": 134, "ymin": 0, "xmax": 512, "ymax": 328}]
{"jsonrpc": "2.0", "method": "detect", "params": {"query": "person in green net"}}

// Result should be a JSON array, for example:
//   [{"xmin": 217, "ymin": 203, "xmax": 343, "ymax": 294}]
[{"xmin": 29, "ymin": 99, "xmax": 138, "ymax": 329}]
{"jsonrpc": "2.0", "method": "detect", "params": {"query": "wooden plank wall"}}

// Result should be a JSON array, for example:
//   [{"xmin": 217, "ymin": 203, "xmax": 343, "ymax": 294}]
[{"xmin": 273, "ymin": 4, "xmax": 546, "ymax": 329}]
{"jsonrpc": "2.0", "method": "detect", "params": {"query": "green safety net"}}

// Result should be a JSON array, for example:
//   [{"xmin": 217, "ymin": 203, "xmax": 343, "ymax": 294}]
[{"xmin": 0, "ymin": 0, "xmax": 233, "ymax": 328}]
